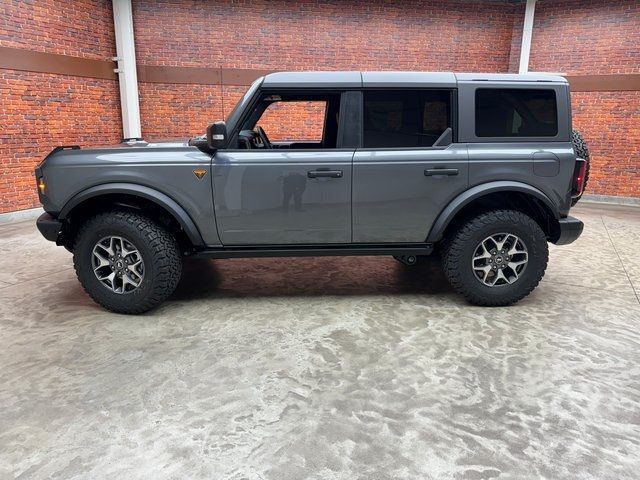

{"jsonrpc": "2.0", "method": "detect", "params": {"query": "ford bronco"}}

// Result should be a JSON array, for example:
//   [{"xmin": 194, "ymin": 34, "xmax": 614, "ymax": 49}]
[{"xmin": 35, "ymin": 72, "xmax": 589, "ymax": 314}]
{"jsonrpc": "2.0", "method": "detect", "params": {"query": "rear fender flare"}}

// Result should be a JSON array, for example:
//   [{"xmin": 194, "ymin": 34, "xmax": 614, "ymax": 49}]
[{"xmin": 426, "ymin": 181, "xmax": 559, "ymax": 243}]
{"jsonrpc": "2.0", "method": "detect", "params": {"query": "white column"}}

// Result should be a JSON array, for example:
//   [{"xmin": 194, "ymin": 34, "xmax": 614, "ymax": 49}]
[
  {"xmin": 518, "ymin": 0, "xmax": 537, "ymax": 74},
  {"xmin": 112, "ymin": 0, "xmax": 142, "ymax": 140}
]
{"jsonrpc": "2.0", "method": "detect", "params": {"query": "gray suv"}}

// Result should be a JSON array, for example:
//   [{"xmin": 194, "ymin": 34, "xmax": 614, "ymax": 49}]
[{"xmin": 35, "ymin": 72, "xmax": 589, "ymax": 313}]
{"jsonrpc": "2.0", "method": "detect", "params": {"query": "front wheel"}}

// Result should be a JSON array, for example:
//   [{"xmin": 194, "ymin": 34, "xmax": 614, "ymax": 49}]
[
  {"xmin": 442, "ymin": 210, "xmax": 548, "ymax": 306},
  {"xmin": 73, "ymin": 211, "xmax": 182, "ymax": 314}
]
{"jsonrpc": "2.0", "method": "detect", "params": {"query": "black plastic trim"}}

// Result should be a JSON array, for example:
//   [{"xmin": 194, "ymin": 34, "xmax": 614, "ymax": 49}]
[
  {"xmin": 427, "ymin": 181, "xmax": 560, "ymax": 242},
  {"xmin": 192, "ymin": 243, "xmax": 433, "ymax": 259},
  {"xmin": 553, "ymin": 216, "xmax": 584, "ymax": 245},
  {"xmin": 58, "ymin": 183, "xmax": 205, "ymax": 247},
  {"xmin": 36, "ymin": 212, "xmax": 62, "ymax": 242}
]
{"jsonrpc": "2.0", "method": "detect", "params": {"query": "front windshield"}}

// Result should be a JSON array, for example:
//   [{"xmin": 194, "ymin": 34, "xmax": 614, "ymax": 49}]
[{"xmin": 225, "ymin": 77, "xmax": 264, "ymax": 132}]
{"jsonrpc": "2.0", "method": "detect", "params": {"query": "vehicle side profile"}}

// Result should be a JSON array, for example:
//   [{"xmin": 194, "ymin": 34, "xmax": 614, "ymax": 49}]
[{"xmin": 35, "ymin": 71, "xmax": 588, "ymax": 313}]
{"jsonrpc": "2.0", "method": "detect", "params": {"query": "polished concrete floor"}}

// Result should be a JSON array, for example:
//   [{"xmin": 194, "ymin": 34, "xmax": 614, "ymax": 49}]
[{"xmin": 1, "ymin": 203, "xmax": 639, "ymax": 479}]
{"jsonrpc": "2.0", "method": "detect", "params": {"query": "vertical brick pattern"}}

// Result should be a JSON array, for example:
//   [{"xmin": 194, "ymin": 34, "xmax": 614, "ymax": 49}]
[
  {"xmin": 528, "ymin": 0, "xmax": 640, "ymax": 198},
  {"xmin": 0, "ymin": 0, "xmax": 120, "ymax": 213}
]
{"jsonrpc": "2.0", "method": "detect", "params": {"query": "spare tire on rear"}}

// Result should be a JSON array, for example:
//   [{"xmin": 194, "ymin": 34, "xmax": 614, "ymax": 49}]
[{"xmin": 571, "ymin": 130, "xmax": 590, "ymax": 206}]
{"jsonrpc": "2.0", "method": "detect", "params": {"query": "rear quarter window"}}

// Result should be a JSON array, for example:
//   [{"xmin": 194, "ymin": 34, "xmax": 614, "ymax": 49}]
[{"xmin": 475, "ymin": 88, "xmax": 558, "ymax": 137}]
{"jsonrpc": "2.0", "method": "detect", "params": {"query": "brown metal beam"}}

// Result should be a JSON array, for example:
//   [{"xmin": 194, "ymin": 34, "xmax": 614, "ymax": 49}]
[
  {"xmin": 566, "ymin": 74, "xmax": 640, "ymax": 92},
  {"xmin": 1, "ymin": 46, "xmax": 639, "ymax": 91},
  {"xmin": 0, "ymin": 46, "xmax": 116, "ymax": 80}
]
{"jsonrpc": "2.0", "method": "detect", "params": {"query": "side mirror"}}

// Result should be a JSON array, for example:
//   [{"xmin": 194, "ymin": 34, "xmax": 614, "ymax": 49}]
[{"xmin": 207, "ymin": 121, "xmax": 227, "ymax": 150}]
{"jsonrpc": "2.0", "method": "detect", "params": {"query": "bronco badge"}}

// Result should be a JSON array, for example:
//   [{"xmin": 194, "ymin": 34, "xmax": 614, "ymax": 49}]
[{"xmin": 193, "ymin": 168, "xmax": 207, "ymax": 180}]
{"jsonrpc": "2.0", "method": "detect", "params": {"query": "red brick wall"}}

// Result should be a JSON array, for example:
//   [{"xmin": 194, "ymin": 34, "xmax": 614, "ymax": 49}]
[
  {"xmin": 132, "ymin": 0, "xmax": 520, "ymax": 141},
  {"xmin": 1, "ymin": 0, "xmax": 639, "ymax": 214},
  {"xmin": 259, "ymin": 102, "xmax": 326, "ymax": 142},
  {"xmin": 132, "ymin": 0, "xmax": 518, "ymax": 71},
  {"xmin": 528, "ymin": 0, "xmax": 640, "ymax": 198},
  {"xmin": 0, "ymin": 0, "xmax": 121, "ymax": 213}
]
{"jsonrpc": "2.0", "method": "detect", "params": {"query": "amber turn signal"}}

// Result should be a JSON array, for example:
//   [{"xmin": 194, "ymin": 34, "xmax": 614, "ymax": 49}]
[{"xmin": 37, "ymin": 177, "xmax": 46, "ymax": 195}]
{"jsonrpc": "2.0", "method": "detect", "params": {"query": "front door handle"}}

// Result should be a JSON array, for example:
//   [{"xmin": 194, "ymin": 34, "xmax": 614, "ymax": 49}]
[
  {"xmin": 424, "ymin": 168, "xmax": 459, "ymax": 177},
  {"xmin": 308, "ymin": 169, "xmax": 343, "ymax": 179}
]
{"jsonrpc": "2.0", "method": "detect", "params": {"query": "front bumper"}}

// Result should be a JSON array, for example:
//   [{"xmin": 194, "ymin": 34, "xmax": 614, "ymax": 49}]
[
  {"xmin": 554, "ymin": 215, "xmax": 584, "ymax": 245},
  {"xmin": 36, "ymin": 212, "xmax": 62, "ymax": 242}
]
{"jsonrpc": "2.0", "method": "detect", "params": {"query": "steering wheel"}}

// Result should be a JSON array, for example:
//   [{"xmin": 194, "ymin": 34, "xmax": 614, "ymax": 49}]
[{"xmin": 256, "ymin": 126, "xmax": 272, "ymax": 149}]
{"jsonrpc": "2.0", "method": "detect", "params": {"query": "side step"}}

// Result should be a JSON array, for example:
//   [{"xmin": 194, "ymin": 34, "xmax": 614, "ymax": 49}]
[{"xmin": 193, "ymin": 243, "xmax": 434, "ymax": 259}]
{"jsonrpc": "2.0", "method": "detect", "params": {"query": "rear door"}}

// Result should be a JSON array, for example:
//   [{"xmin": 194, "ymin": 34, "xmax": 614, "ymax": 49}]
[{"xmin": 352, "ymin": 89, "xmax": 468, "ymax": 243}]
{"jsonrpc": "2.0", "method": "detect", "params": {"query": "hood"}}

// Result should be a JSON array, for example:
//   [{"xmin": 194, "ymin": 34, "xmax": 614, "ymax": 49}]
[{"xmin": 89, "ymin": 138, "xmax": 192, "ymax": 149}]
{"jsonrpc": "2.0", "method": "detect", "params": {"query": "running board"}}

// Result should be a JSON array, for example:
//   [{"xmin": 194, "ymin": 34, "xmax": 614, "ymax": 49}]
[{"xmin": 193, "ymin": 243, "xmax": 434, "ymax": 259}]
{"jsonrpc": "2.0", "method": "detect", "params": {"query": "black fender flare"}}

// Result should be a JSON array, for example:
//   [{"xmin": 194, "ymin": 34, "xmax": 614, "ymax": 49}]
[
  {"xmin": 426, "ymin": 181, "xmax": 559, "ymax": 243},
  {"xmin": 59, "ymin": 183, "xmax": 205, "ymax": 247}
]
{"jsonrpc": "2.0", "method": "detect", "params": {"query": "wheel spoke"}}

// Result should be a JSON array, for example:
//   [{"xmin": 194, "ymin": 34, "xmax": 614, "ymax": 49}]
[
  {"xmin": 92, "ymin": 235, "xmax": 144, "ymax": 295},
  {"xmin": 93, "ymin": 250, "xmax": 110, "ymax": 269},
  {"xmin": 472, "ymin": 232, "xmax": 528, "ymax": 288},
  {"xmin": 122, "ymin": 272, "xmax": 141, "ymax": 289},
  {"xmin": 473, "ymin": 243, "xmax": 491, "ymax": 261},
  {"xmin": 120, "ymin": 241, "xmax": 135, "ymax": 258}
]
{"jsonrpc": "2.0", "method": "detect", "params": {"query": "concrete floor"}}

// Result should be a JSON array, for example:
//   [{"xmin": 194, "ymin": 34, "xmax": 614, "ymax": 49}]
[{"xmin": 0, "ymin": 203, "xmax": 639, "ymax": 480}]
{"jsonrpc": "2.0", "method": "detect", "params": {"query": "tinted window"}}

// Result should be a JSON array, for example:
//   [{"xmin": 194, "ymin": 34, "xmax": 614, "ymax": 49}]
[
  {"xmin": 475, "ymin": 88, "xmax": 557, "ymax": 137},
  {"xmin": 363, "ymin": 90, "xmax": 452, "ymax": 148}
]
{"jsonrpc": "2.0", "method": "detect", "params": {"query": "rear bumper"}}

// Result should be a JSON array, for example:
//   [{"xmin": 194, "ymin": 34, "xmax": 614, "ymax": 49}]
[
  {"xmin": 554, "ymin": 216, "xmax": 584, "ymax": 245},
  {"xmin": 36, "ymin": 212, "xmax": 62, "ymax": 242}
]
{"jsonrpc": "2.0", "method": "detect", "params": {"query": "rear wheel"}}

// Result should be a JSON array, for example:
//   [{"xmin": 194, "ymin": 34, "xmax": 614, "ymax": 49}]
[
  {"xmin": 73, "ymin": 211, "xmax": 182, "ymax": 314},
  {"xmin": 442, "ymin": 210, "xmax": 548, "ymax": 306}
]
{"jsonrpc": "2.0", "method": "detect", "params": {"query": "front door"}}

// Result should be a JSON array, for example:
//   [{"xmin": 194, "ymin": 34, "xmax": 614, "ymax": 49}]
[
  {"xmin": 212, "ymin": 93, "xmax": 353, "ymax": 245},
  {"xmin": 352, "ymin": 89, "xmax": 469, "ymax": 243}
]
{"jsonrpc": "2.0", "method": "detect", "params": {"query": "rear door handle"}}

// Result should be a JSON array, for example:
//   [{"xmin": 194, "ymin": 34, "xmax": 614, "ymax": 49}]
[
  {"xmin": 308, "ymin": 169, "xmax": 343, "ymax": 179},
  {"xmin": 424, "ymin": 168, "xmax": 459, "ymax": 177}
]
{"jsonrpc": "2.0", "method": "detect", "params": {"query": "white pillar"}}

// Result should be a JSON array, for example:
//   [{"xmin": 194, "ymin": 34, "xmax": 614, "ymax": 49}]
[
  {"xmin": 518, "ymin": 0, "xmax": 537, "ymax": 74},
  {"xmin": 112, "ymin": 0, "xmax": 142, "ymax": 140}
]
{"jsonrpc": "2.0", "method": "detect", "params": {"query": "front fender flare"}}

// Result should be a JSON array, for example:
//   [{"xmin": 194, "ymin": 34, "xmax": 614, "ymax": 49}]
[
  {"xmin": 59, "ymin": 183, "xmax": 205, "ymax": 247},
  {"xmin": 426, "ymin": 181, "xmax": 559, "ymax": 243}
]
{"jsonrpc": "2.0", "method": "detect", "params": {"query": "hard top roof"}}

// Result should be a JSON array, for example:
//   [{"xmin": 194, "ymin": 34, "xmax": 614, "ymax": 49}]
[{"xmin": 261, "ymin": 71, "xmax": 567, "ymax": 88}]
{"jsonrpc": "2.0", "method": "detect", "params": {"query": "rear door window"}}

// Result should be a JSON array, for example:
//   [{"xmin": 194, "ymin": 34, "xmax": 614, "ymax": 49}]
[
  {"xmin": 363, "ymin": 90, "xmax": 452, "ymax": 148},
  {"xmin": 475, "ymin": 88, "xmax": 558, "ymax": 137}
]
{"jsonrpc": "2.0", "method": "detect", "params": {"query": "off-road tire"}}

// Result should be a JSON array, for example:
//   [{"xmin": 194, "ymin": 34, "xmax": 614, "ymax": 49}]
[
  {"xmin": 442, "ymin": 210, "xmax": 548, "ymax": 306},
  {"xmin": 571, "ymin": 130, "xmax": 590, "ymax": 206},
  {"xmin": 73, "ymin": 211, "xmax": 182, "ymax": 314}
]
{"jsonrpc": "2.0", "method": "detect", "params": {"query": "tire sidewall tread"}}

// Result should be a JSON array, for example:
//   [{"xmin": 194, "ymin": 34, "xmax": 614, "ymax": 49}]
[
  {"xmin": 442, "ymin": 210, "xmax": 549, "ymax": 306},
  {"xmin": 73, "ymin": 211, "xmax": 182, "ymax": 314}
]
